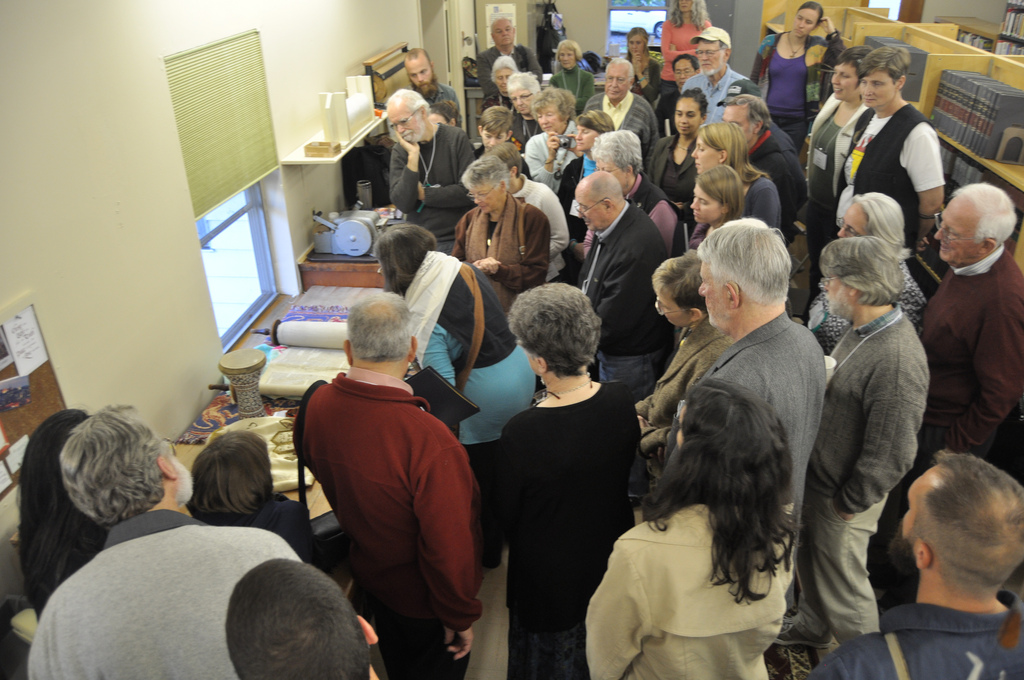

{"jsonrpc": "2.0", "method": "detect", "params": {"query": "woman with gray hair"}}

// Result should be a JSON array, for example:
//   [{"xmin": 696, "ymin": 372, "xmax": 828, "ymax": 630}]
[
  {"xmin": 549, "ymin": 39, "xmax": 595, "ymax": 114},
  {"xmin": 507, "ymin": 72, "xmax": 544, "ymax": 148},
  {"xmin": 809, "ymin": 192, "xmax": 926, "ymax": 354},
  {"xmin": 452, "ymin": 155, "xmax": 551, "ymax": 313},
  {"xmin": 658, "ymin": 0, "xmax": 712, "ymax": 99},
  {"xmin": 524, "ymin": 87, "xmax": 578, "ymax": 192},
  {"xmin": 483, "ymin": 55, "xmax": 518, "ymax": 110},
  {"xmin": 496, "ymin": 283, "xmax": 640, "ymax": 680},
  {"xmin": 587, "ymin": 129, "xmax": 677, "ymax": 254}
]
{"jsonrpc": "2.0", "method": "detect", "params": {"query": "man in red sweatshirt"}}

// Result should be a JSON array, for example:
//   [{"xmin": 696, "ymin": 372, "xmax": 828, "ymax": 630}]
[
  {"xmin": 303, "ymin": 292, "xmax": 483, "ymax": 680},
  {"xmin": 917, "ymin": 182, "xmax": 1024, "ymax": 465}
]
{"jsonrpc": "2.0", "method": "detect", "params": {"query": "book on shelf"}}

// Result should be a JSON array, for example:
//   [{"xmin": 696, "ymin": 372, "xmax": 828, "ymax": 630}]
[{"xmin": 933, "ymin": 70, "xmax": 1024, "ymax": 163}]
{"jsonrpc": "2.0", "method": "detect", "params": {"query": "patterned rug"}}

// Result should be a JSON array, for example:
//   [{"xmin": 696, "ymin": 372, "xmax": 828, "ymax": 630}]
[
  {"xmin": 280, "ymin": 304, "xmax": 348, "ymax": 323},
  {"xmin": 176, "ymin": 394, "xmax": 300, "ymax": 444},
  {"xmin": 765, "ymin": 642, "xmax": 823, "ymax": 679}
]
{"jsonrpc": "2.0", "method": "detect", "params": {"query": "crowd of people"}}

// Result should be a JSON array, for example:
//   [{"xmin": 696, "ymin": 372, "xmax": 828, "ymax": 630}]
[{"xmin": 15, "ymin": 4, "xmax": 1024, "ymax": 680}]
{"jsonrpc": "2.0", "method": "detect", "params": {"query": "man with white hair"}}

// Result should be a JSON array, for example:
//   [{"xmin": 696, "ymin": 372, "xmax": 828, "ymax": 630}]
[
  {"xmin": 682, "ymin": 27, "xmax": 761, "ymax": 123},
  {"xmin": 302, "ymin": 293, "xmax": 483, "ymax": 680},
  {"xmin": 778, "ymin": 236, "xmax": 929, "ymax": 649},
  {"xmin": 387, "ymin": 88, "xmax": 476, "ymax": 254},
  {"xmin": 916, "ymin": 182, "xmax": 1024, "ymax": 461},
  {"xmin": 582, "ymin": 58, "xmax": 660, "ymax": 158},
  {"xmin": 697, "ymin": 220, "xmax": 826, "ymax": 529},
  {"xmin": 29, "ymin": 406, "xmax": 298, "ymax": 679},
  {"xmin": 477, "ymin": 17, "xmax": 542, "ymax": 100}
]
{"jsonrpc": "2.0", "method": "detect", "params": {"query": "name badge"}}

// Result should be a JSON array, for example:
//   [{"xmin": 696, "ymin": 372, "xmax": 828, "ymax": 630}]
[
  {"xmin": 812, "ymin": 148, "xmax": 828, "ymax": 170},
  {"xmin": 570, "ymin": 199, "xmax": 581, "ymax": 217}
]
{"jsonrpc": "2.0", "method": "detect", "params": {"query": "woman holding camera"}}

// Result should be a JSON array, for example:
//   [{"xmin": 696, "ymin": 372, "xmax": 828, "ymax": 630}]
[{"xmin": 524, "ymin": 88, "xmax": 578, "ymax": 193}]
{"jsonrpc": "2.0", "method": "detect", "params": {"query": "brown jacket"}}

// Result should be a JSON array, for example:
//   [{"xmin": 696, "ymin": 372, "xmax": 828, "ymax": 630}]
[
  {"xmin": 635, "ymin": 318, "xmax": 731, "ymax": 455},
  {"xmin": 452, "ymin": 194, "xmax": 550, "ymax": 313}
]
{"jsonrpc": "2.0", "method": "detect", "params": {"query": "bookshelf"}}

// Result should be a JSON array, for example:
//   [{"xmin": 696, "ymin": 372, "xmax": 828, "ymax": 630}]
[
  {"xmin": 998, "ymin": 1, "xmax": 1024, "ymax": 54},
  {"xmin": 935, "ymin": 16, "xmax": 1001, "ymax": 52}
]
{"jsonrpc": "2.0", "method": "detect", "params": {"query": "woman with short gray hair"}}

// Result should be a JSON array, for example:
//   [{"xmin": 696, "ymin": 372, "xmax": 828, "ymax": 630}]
[
  {"xmin": 588, "ymin": 130, "xmax": 677, "ymax": 254},
  {"xmin": 524, "ymin": 87, "xmax": 578, "ymax": 192},
  {"xmin": 452, "ymin": 155, "xmax": 551, "ymax": 313},
  {"xmin": 507, "ymin": 72, "xmax": 544, "ymax": 147},
  {"xmin": 484, "ymin": 55, "xmax": 518, "ymax": 110},
  {"xmin": 496, "ymin": 283, "xmax": 641, "ymax": 679},
  {"xmin": 809, "ymin": 192, "xmax": 927, "ymax": 354}
]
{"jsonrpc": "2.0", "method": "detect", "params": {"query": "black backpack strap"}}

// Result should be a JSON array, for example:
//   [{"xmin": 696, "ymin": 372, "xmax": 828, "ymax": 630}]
[{"xmin": 294, "ymin": 380, "xmax": 328, "ymax": 507}]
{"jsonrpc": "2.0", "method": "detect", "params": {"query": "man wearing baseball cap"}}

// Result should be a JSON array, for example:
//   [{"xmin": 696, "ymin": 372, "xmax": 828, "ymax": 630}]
[{"xmin": 682, "ymin": 27, "xmax": 761, "ymax": 123}]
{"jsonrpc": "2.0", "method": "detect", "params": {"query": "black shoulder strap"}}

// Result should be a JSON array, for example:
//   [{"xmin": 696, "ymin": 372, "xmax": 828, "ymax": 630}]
[
  {"xmin": 294, "ymin": 380, "xmax": 328, "ymax": 508},
  {"xmin": 850, "ymin": 108, "xmax": 875, "ymax": 148}
]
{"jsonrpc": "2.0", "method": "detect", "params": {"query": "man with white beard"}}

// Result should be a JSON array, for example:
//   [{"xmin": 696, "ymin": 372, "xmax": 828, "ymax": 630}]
[
  {"xmin": 777, "ymin": 236, "xmax": 929, "ymax": 649},
  {"xmin": 29, "ymin": 406, "xmax": 298, "ymax": 680},
  {"xmin": 387, "ymin": 89, "xmax": 476, "ymax": 254}
]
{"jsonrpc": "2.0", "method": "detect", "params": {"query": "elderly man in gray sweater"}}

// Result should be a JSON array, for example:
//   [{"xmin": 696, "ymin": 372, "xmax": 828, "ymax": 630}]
[
  {"xmin": 29, "ymin": 406, "xmax": 298, "ymax": 680},
  {"xmin": 697, "ymin": 220, "xmax": 826, "ymax": 535},
  {"xmin": 777, "ymin": 236, "xmax": 929, "ymax": 649},
  {"xmin": 583, "ymin": 59, "xmax": 660, "ymax": 160}
]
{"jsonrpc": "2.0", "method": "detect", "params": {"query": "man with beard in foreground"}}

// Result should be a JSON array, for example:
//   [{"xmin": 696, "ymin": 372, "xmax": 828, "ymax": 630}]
[
  {"xmin": 809, "ymin": 452, "xmax": 1024, "ymax": 679},
  {"xmin": 387, "ymin": 89, "xmax": 476, "ymax": 254},
  {"xmin": 29, "ymin": 406, "xmax": 298, "ymax": 679}
]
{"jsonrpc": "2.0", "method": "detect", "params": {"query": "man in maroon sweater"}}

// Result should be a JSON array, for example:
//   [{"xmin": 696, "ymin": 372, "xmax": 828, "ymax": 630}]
[
  {"xmin": 917, "ymin": 182, "xmax": 1024, "ymax": 463},
  {"xmin": 302, "ymin": 293, "xmax": 483, "ymax": 680}
]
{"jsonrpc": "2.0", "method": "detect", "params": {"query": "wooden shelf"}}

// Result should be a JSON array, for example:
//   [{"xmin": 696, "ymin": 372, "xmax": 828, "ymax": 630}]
[
  {"xmin": 935, "ymin": 16, "xmax": 1002, "ymax": 42},
  {"xmin": 937, "ymin": 131, "xmax": 1024, "ymax": 191},
  {"xmin": 281, "ymin": 114, "xmax": 388, "ymax": 166}
]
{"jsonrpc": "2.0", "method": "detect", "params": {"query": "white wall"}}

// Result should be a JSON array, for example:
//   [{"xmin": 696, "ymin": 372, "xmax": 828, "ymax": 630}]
[
  {"xmin": 921, "ymin": 0, "xmax": 1006, "ymax": 25},
  {"xmin": 0, "ymin": 0, "xmax": 422, "ymax": 598}
]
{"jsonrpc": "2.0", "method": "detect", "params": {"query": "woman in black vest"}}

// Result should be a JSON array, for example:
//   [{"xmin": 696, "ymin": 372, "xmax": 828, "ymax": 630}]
[{"xmin": 835, "ymin": 46, "xmax": 944, "ymax": 250}]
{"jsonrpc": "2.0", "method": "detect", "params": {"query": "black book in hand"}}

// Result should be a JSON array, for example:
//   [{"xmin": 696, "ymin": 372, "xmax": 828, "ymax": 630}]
[{"xmin": 405, "ymin": 366, "xmax": 480, "ymax": 428}]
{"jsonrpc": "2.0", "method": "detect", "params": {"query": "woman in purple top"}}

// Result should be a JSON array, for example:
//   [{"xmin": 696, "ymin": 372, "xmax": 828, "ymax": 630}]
[{"xmin": 750, "ymin": 1, "xmax": 844, "ymax": 150}]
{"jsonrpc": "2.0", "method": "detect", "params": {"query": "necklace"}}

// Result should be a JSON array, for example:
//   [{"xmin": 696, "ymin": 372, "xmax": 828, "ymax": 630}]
[
  {"xmin": 544, "ymin": 378, "xmax": 592, "ymax": 399},
  {"xmin": 421, "ymin": 138, "xmax": 437, "ymax": 184},
  {"xmin": 832, "ymin": 309, "xmax": 903, "ymax": 374},
  {"xmin": 781, "ymin": 32, "xmax": 805, "ymax": 59}
]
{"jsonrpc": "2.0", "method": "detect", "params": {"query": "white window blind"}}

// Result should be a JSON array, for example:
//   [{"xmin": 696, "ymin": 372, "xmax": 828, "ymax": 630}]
[{"xmin": 165, "ymin": 30, "xmax": 278, "ymax": 220}]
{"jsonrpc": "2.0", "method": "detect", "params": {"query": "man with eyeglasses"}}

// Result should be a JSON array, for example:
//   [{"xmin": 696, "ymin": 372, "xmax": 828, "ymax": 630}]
[
  {"xmin": 914, "ymin": 182, "xmax": 1024, "ymax": 467},
  {"xmin": 681, "ymin": 27, "xmax": 761, "ymax": 124},
  {"xmin": 387, "ymin": 89, "xmax": 476, "ymax": 254},
  {"xmin": 576, "ymin": 171, "xmax": 671, "ymax": 402},
  {"xmin": 582, "ymin": 58, "xmax": 660, "ymax": 159}
]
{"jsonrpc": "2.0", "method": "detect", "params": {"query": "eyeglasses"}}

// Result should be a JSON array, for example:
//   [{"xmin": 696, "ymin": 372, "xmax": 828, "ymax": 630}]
[
  {"xmin": 510, "ymin": 93, "xmax": 533, "ymax": 104},
  {"xmin": 695, "ymin": 49, "xmax": 721, "ymax": 57},
  {"xmin": 837, "ymin": 219, "xmax": 864, "ymax": 237},
  {"xmin": 655, "ymin": 299, "xmax": 687, "ymax": 316},
  {"xmin": 819, "ymin": 276, "xmax": 838, "ymax": 291},
  {"xmin": 389, "ymin": 114, "xmax": 416, "ymax": 130},
  {"xmin": 577, "ymin": 197, "xmax": 610, "ymax": 214},
  {"xmin": 934, "ymin": 212, "xmax": 977, "ymax": 244},
  {"xmin": 606, "ymin": 76, "xmax": 630, "ymax": 85},
  {"xmin": 467, "ymin": 186, "xmax": 498, "ymax": 202}
]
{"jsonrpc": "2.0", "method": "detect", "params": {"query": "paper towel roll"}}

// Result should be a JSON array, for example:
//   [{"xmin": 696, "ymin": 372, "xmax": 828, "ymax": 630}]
[
  {"xmin": 275, "ymin": 321, "xmax": 348, "ymax": 349},
  {"xmin": 346, "ymin": 92, "xmax": 373, "ymax": 131}
]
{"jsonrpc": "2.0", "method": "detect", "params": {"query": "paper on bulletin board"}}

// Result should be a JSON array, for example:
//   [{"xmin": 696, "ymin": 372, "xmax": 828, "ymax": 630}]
[
  {"xmin": 485, "ymin": 4, "xmax": 517, "ymax": 48},
  {"xmin": 2, "ymin": 306, "xmax": 48, "ymax": 376},
  {"xmin": 0, "ymin": 329, "xmax": 12, "ymax": 373}
]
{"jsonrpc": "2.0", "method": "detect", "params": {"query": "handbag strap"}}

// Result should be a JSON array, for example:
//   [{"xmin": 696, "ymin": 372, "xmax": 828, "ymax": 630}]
[
  {"xmin": 456, "ymin": 265, "xmax": 485, "ymax": 394},
  {"xmin": 293, "ymin": 379, "xmax": 328, "ymax": 508},
  {"xmin": 516, "ymin": 198, "xmax": 526, "ymax": 256},
  {"xmin": 885, "ymin": 632, "xmax": 913, "ymax": 680}
]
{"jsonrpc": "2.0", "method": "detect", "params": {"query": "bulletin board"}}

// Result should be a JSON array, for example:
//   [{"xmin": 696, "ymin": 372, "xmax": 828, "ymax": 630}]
[{"xmin": 0, "ymin": 296, "xmax": 66, "ymax": 502}]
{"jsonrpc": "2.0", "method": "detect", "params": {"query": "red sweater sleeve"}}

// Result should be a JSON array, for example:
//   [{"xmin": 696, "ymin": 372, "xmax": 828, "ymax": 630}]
[{"xmin": 413, "ymin": 438, "xmax": 484, "ymax": 631}]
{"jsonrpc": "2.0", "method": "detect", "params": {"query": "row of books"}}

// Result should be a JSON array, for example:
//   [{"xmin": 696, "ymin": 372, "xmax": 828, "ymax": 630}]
[
  {"xmin": 957, "ymin": 31, "xmax": 994, "ymax": 51},
  {"xmin": 995, "ymin": 39, "xmax": 1024, "ymax": 55},
  {"xmin": 1003, "ymin": 9, "xmax": 1024, "ymax": 40},
  {"xmin": 938, "ymin": 142, "xmax": 985, "ymax": 189},
  {"xmin": 931, "ymin": 70, "xmax": 1024, "ymax": 161}
]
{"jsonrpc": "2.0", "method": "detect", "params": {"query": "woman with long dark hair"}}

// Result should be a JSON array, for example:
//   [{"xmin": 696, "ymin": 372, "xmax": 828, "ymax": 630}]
[
  {"xmin": 750, "ymin": 0, "xmax": 844, "ymax": 150},
  {"xmin": 18, "ymin": 410, "xmax": 108, "ymax": 612},
  {"xmin": 587, "ymin": 379, "xmax": 795, "ymax": 680}
]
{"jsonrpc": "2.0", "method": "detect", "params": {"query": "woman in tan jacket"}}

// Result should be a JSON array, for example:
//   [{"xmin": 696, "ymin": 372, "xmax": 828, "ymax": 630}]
[
  {"xmin": 635, "ymin": 252, "xmax": 730, "ymax": 483},
  {"xmin": 587, "ymin": 379, "xmax": 795, "ymax": 680},
  {"xmin": 452, "ymin": 155, "xmax": 550, "ymax": 313}
]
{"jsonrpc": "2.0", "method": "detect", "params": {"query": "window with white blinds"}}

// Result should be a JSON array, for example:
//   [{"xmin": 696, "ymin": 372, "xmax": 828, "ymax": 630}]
[{"xmin": 165, "ymin": 30, "xmax": 278, "ymax": 219}]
